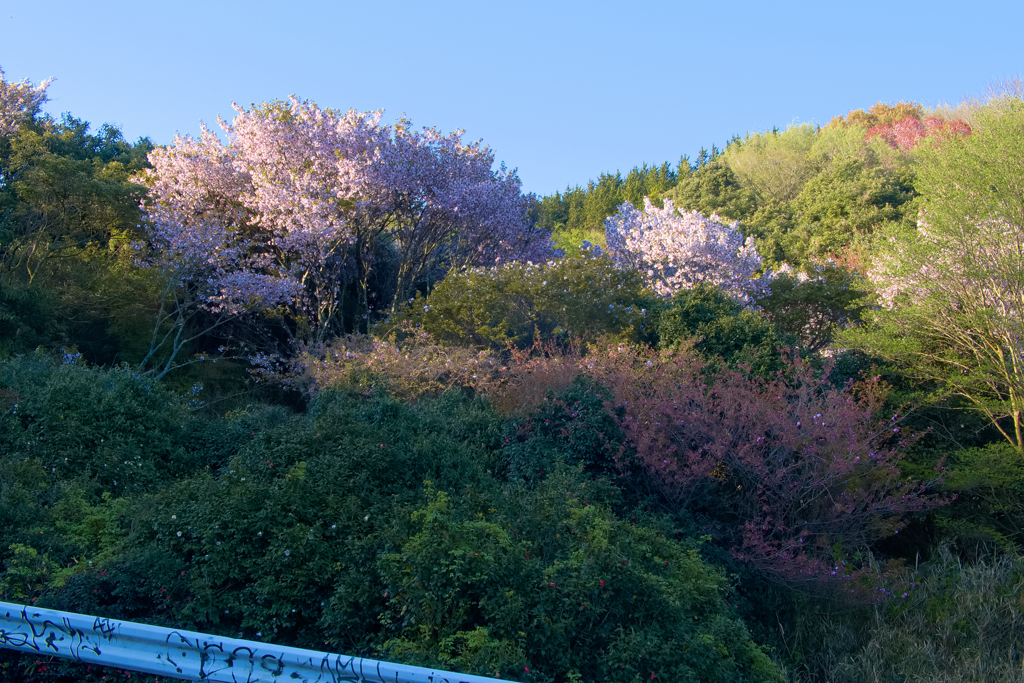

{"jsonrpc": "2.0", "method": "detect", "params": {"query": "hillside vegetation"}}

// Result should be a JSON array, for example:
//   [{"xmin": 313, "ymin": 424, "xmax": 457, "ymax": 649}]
[{"xmin": 2, "ymin": 69, "xmax": 1024, "ymax": 682}]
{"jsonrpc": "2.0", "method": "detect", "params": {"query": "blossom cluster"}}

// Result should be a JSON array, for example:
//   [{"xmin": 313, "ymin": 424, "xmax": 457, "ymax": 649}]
[
  {"xmin": 604, "ymin": 198, "xmax": 771, "ymax": 304},
  {"xmin": 135, "ymin": 98, "xmax": 553, "ymax": 334},
  {"xmin": 870, "ymin": 217, "xmax": 1023, "ymax": 314},
  {"xmin": 0, "ymin": 67, "xmax": 52, "ymax": 136}
]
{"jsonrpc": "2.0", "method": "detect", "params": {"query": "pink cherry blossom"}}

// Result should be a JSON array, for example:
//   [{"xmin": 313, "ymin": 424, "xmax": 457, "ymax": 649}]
[
  {"xmin": 605, "ymin": 197, "xmax": 771, "ymax": 303},
  {"xmin": 866, "ymin": 115, "xmax": 971, "ymax": 152},
  {"xmin": 135, "ymin": 97, "xmax": 553, "ymax": 338}
]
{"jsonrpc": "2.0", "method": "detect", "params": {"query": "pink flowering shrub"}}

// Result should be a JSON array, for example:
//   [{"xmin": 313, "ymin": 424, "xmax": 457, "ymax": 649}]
[
  {"xmin": 581, "ymin": 343, "xmax": 939, "ymax": 587},
  {"xmin": 604, "ymin": 198, "xmax": 771, "ymax": 304},
  {"xmin": 307, "ymin": 330, "xmax": 938, "ymax": 588}
]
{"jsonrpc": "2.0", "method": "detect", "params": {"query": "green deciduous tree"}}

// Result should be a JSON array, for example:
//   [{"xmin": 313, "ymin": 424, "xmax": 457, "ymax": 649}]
[
  {"xmin": 723, "ymin": 125, "xmax": 819, "ymax": 206},
  {"xmin": 0, "ymin": 111, "xmax": 156, "ymax": 364},
  {"xmin": 1, "ymin": 116, "xmax": 151, "ymax": 282},
  {"xmin": 850, "ymin": 99, "xmax": 1024, "ymax": 451},
  {"xmin": 758, "ymin": 262, "xmax": 869, "ymax": 353},
  {"xmin": 782, "ymin": 159, "xmax": 916, "ymax": 266}
]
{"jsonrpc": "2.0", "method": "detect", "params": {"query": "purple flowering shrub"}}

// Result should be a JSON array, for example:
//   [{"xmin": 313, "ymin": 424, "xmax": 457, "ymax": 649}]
[{"xmin": 582, "ymin": 342, "xmax": 942, "ymax": 590}]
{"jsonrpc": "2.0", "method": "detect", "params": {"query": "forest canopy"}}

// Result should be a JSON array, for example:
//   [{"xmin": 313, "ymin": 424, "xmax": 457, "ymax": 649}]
[{"xmin": 2, "ymin": 69, "xmax": 1024, "ymax": 683}]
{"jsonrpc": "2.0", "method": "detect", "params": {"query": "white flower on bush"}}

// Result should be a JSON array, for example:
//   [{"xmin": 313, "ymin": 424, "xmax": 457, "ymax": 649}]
[{"xmin": 605, "ymin": 197, "xmax": 771, "ymax": 303}]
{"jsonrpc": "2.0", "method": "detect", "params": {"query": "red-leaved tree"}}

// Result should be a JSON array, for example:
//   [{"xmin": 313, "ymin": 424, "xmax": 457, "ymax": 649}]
[
  {"xmin": 866, "ymin": 115, "xmax": 971, "ymax": 152},
  {"xmin": 582, "ymin": 343, "xmax": 940, "ymax": 587}
]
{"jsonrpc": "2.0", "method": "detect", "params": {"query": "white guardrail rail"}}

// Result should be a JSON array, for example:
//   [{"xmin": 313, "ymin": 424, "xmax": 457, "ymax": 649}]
[{"xmin": 0, "ymin": 601, "xmax": 506, "ymax": 682}]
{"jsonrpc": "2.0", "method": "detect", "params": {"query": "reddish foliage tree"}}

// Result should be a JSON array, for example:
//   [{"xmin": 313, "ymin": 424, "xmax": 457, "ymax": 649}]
[
  {"xmin": 866, "ymin": 115, "xmax": 971, "ymax": 151},
  {"xmin": 581, "ymin": 343, "xmax": 940, "ymax": 587}
]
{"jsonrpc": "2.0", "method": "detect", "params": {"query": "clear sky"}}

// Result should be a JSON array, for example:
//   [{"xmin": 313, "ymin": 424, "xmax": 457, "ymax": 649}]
[{"xmin": 2, "ymin": 0, "xmax": 1021, "ymax": 195}]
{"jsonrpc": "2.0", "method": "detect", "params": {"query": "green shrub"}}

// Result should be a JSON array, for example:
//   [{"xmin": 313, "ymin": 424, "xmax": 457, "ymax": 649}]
[
  {"xmin": 935, "ymin": 442, "xmax": 1024, "ymax": 551},
  {"xmin": 379, "ymin": 474, "xmax": 780, "ymax": 682},
  {"xmin": 0, "ymin": 358, "xmax": 289, "ymax": 614},
  {"xmin": 394, "ymin": 251, "xmax": 658, "ymax": 348},
  {"xmin": 657, "ymin": 284, "xmax": 792, "ymax": 375},
  {"xmin": 495, "ymin": 374, "xmax": 624, "ymax": 479},
  {"xmin": 13, "ymin": 387, "xmax": 781, "ymax": 682},
  {"xmin": 757, "ymin": 262, "xmax": 870, "ymax": 353},
  {"xmin": 0, "ymin": 357, "xmax": 195, "ymax": 496}
]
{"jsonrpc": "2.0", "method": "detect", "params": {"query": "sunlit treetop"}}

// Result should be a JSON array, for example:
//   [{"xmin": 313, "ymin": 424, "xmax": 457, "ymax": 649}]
[
  {"xmin": 828, "ymin": 101, "xmax": 927, "ymax": 129},
  {"xmin": 826, "ymin": 100, "xmax": 971, "ymax": 152},
  {"xmin": 0, "ymin": 67, "xmax": 53, "ymax": 136}
]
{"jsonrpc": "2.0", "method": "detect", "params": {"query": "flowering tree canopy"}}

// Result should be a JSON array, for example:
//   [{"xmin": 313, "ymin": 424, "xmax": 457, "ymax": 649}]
[
  {"xmin": 866, "ymin": 115, "xmax": 971, "ymax": 152},
  {"xmin": 0, "ymin": 67, "xmax": 52, "ymax": 137},
  {"xmin": 604, "ymin": 197, "xmax": 771, "ymax": 303},
  {"xmin": 135, "ymin": 98, "xmax": 552, "ymax": 340}
]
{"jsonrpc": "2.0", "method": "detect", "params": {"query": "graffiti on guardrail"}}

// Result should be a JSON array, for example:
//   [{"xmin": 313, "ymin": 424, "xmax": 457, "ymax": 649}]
[{"xmin": 1, "ymin": 601, "xmax": 503, "ymax": 682}]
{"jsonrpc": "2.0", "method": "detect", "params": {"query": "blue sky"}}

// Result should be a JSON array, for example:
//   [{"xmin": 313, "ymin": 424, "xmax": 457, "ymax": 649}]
[{"xmin": 3, "ymin": 0, "xmax": 1021, "ymax": 195}]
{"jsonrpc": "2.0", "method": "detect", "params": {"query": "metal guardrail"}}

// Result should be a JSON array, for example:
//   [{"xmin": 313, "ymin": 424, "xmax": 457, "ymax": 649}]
[{"xmin": 0, "ymin": 601, "xmax": 507, "ymax": 682}]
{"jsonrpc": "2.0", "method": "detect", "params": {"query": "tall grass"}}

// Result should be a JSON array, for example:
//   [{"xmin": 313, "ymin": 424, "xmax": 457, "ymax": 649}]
[{"xmin": 830, "ymin": 546, "xmax": 1024, "ymax": 683}]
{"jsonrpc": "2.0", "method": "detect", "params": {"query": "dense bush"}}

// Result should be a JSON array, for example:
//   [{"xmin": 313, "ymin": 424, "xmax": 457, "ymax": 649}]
[
  {"xmin": 394, "ymin": 250, "xmax": 658, "ymax": 348},
  {"xmin": 0, "ymin": 356, "xmax": 197, "ymax": 497},
  {"xmin": 757, "ymin": 262, "xmax": 869, "ymax": 354},
  {"xmin": 657, "ymin": 283, "xmax": 793, "ymax": 375},
  {"xmin": 380, "ymin": 480, "xmax": 780, "ymax": 682},
  {"xmin": 0, "ymin": 356, "xmax": 277, "ymax": 606},
  {"xmin": 580, "ymin": 343, "xmax": 940, "ymax": 585},
  {"xmin": 295, "ymin": 327, "xmax": 505, "ymax": 400},
  {"xmin": 1, "ymin": 367, "xmax": 781, "ymax": 682}
]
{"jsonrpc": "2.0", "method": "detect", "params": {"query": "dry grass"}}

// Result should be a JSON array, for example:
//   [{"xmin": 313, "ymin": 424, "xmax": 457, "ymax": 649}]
[
  {"xmin": 296, "ymin": 327, "xmax": 504, "ymax": 401},
  {"xmin": 480, "ymin": 338, "xmax": 583, "ymax": 416}
]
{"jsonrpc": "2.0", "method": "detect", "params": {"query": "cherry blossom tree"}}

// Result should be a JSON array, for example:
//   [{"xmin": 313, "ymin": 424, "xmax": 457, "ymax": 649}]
[
  {"xmin": 338, "ymin": 115, "xmax": 550, "ymax": 318},
  {"xmin": 604, "ymin": 197, "xmax": 771, "ymax": 303},
  {"xmin": 135, "ymin": 97, "xmax": 551, "ymax": 351},
  {"xmin": 0, "ymin": 67, "xmax": 52, "ymax": 137}
]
